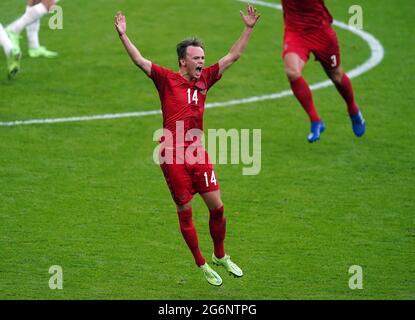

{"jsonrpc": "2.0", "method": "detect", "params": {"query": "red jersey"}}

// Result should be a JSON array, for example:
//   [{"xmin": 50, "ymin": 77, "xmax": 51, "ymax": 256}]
[
  {"xmin": 150, "ymin": 63, "xmax": 222, "ymax": 146},
  {"xmin": 281, "ymin": 0, "xmax": 333, "ymax": 33}
]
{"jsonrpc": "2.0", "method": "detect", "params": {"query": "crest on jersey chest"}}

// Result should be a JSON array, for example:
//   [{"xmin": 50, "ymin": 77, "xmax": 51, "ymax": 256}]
[{"xmin": 195, "ymin": 78, "xmax": 208, "ymax": 95}]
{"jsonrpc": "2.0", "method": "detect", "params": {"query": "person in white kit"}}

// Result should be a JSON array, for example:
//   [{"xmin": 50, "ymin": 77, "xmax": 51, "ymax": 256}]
[
  {"xmin": 6, "ymin": 0, "xmax": 59, "ymax": 59},
  {"xmin": 0, "ymin": 23, "xmax": 21, "ymax": 79}
]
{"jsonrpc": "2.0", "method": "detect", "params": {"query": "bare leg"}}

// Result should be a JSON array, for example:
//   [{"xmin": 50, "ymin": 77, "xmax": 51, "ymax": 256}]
[
  {"xmin": 28, "ymin": 0, "xmax": 42, "ymax": 6},
  {"xmin": 284, "ymin": 52, "xmax": 305, "ymax": 82},
  {"xmin": 200, "ymin": 190, "xmax": 223, "ymax": 210}
]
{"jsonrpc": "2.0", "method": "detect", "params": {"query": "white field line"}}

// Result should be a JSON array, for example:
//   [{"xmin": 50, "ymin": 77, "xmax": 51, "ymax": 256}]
[{"xmin": 0, "ymin": 0, "xmax": 384, "ymax": 127}]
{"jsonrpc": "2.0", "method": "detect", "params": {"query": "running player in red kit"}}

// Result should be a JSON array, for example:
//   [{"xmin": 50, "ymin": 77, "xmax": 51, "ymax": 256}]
[
  {"xmin": 282, "ymin": 0, "xmax": 366, "ymax": 142},
  {"xmin": 115, "ymin": 5, "xmax": 260, "ymax": 286}
]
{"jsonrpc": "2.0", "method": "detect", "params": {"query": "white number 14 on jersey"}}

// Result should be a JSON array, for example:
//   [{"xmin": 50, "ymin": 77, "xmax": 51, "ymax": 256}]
[{"xmin": 187, "ymin": 88, "xmax": 198, "ymax": 105}]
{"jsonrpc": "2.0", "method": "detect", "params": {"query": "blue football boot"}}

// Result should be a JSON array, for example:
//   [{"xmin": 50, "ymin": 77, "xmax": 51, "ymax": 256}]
[
  {"xmin": 350, "ymin": 110, "xmax": 366, "ymax": 137},
  {"xmin": 307, "ymin": 120, "xmax": 326, "ymax": 143}
]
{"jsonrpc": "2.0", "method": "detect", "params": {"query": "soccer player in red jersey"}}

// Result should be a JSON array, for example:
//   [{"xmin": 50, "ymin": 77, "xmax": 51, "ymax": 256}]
[
  {"xmin": 115, "ymin": 5, "xmax": 260, "ymax": 286},
  {"xmin": 281, "ymin": 0, "xmax": 366, "ymax": 142}
]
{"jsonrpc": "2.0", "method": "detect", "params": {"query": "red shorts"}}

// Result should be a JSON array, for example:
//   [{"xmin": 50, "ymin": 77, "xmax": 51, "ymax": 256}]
[
  {"xmin": 160, "ymin": 147, "xmax": 219, "ymax": 205},
  {"xmin": 282, "ymin": 27, "xmax": 341, "ymax": 69}
]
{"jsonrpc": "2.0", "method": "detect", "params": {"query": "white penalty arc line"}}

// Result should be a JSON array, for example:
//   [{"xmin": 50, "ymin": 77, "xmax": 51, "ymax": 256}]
[{"xmin": 0, "ymin": 0, "xmax": 384, "ymax": 127}]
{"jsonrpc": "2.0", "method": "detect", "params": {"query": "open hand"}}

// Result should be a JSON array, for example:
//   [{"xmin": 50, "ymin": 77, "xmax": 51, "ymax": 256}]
[
  {"xmin": 240, "ymin": 4, "xmax": 260, "ymax": 28},
  {"xmin": 115, "ymin": 11, "xmax": 127, "ymax": 36}
]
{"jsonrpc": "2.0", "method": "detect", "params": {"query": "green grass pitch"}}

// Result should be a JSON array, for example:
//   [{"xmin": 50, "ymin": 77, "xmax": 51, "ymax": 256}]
[{"xmin": 0, "ymin": 0, "xmax": 414, "ymax": 299}]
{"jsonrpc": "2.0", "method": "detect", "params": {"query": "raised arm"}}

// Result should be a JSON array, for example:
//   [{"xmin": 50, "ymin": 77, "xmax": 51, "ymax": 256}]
[
  {"xmin": 218, "ymin": 4, "xmax": 260, "ymax": 75},
  {"xmin": 115, "ymin": 11, "xmax": 152, "ymax": 76}
]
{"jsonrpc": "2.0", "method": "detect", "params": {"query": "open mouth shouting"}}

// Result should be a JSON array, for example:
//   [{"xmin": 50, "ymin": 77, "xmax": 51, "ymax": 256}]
[{"xmin": 195, "ymin": 65, "xmax": 203, "ymax": 77}]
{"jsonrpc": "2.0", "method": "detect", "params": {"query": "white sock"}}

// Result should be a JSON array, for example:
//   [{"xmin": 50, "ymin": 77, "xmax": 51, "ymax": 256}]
[
  {"xmin": 8, "ymin": 3, "xmax": 48, "ymax": 34},
  {"xmin": 0, "ymin": 23, "xmax": 13, "ymax": 56},
  {"xmin": 26, "ymin": 7, "xmax": 41, "ymax": 49}
]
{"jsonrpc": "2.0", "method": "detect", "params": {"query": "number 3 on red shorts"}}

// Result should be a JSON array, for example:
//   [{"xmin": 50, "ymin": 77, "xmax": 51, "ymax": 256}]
[{"xmin": 330, "ymin": 54, "xmax": 337, "ymax": 67}]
